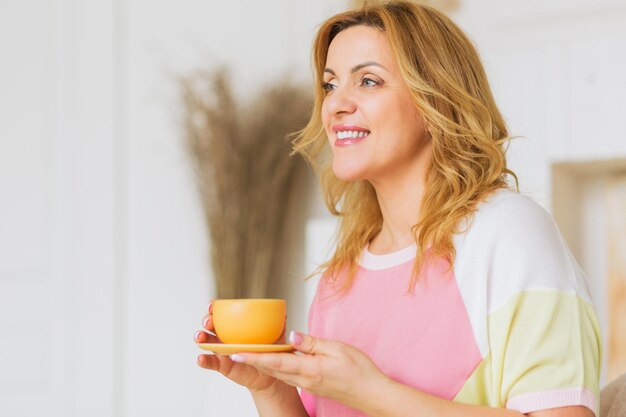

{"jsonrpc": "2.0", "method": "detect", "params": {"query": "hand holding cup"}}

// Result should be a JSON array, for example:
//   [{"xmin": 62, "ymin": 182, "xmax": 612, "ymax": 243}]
[{"xmin": 195, "ymin": 299, "xmax": 292, "ymax": 395}]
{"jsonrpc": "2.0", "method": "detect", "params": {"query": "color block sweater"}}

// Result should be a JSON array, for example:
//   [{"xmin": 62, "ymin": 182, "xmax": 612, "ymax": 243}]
[{"xmin": 301, "ymin": 189, "xmax": 602, "ymax": 417}]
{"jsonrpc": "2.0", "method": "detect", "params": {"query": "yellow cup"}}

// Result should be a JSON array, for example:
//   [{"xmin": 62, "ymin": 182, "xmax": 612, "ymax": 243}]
[{"xmin": 212, "ymin": 299, "xmax": 286, "ymax": 344}]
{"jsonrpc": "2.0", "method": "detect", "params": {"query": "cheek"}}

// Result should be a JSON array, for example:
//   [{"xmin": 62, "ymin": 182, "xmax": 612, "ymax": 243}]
[
  {"xmin": 321, "ymin": 106, "xmax": 335, "ymax": 143},
  {"xmin": 397, "ymin": 101, "xmax": 425, "ymax": 139},
  {"xmin": 321, "ymin": 101, "xmax": 330, "ymax": 125}
]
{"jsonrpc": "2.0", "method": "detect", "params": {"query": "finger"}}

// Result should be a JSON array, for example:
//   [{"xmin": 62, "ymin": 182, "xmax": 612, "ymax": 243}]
[
  {"xmin": 232, "ymin": 352, "xmax": 320, "ymax": 390},
  {"xmin": 207, "ymin": 299, "xmax": 215, "ymax": 314},
  {"xmin": 195, "ymin": 330, "xmax": 220, "ymax": 344},
  {"xmin": 289, "ymin": 331, "xmax": 336, "ymax": 355},
  {"xmin": 248, "ymin": 367, "xmax": 302, "ymax": 389},
  {"xmin": 197, "ymin": 353, "xmax": 220, "ymax": 370},
  {"xmin": 202, "ymin": 314, "xmax": 216, "ymax": 332},
  {"xmin": 289, "ymin": 331, "xmax": 316, "ymax": 353},
  {"xmin": 230, "ymin": 352, "xmax": 303, "ymax": 374},
  {"xmin": 197, "ymin": 353, "xmax": 235, "ymax": 374}
]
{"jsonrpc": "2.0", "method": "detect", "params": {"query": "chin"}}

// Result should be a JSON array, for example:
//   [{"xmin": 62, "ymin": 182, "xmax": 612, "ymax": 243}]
[{"xmin": 331, "ymin": 163, "xmax": 368, "ymax": 182}]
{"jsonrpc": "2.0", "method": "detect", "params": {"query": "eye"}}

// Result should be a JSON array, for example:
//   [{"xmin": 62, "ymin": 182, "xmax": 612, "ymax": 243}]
[
  {"xmin": 360, "ymin": 76, "xmax": 380, "ymax": 88},
  {"xmin": 321, "ymin": 81, "xmax": 337, "ymax": 93}
]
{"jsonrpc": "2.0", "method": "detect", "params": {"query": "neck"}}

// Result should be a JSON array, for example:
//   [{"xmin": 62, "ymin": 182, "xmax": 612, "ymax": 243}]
[{"xmin": 368, "ymin": 143, "xmax": 431, "ymax": 254}]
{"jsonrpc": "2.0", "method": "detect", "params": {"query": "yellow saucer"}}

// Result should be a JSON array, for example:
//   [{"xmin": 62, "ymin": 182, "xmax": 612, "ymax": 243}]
[{"xmin": 197, "ymin": 343, "xmax": 295, "ymax": 355}]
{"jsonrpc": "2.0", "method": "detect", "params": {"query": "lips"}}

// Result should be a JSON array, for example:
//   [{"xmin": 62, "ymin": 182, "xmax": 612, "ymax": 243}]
[{"xmin": 332, "ymin": 125, "xmax": 370, "ymax": 147}]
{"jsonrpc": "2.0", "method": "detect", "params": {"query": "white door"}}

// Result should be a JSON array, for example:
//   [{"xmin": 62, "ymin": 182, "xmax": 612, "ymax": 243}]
[{"xmin": 0, "ymin": 1, "xmax": 119, "ymax": 416}]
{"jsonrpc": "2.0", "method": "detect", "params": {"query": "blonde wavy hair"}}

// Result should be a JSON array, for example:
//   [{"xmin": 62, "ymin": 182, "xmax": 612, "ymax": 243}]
[{"xmin": 293, "ymin": 0, "xmax": 517, "ymax": 291}]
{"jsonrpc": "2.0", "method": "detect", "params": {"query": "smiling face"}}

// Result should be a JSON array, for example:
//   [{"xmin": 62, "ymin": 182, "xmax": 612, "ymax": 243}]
[{"xmin": 321, "ymin": 25, "xmax": 429, "ymax": 184}]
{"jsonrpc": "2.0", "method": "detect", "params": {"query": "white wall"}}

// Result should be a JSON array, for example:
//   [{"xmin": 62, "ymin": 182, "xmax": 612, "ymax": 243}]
[
  {"xmin": 453, "ymin": 0, "xmax": 626, "ymax": 383},
  {"xmin": 1, "ymin": 0, "xmax": 346, "ymax": 416},
  {"xmin": 1, "ymin": 0, "xmax": 119, "ymax": 416},
  {"xmin": 453, "ymin": 0, "xmax": 626, "ymax": 205}
]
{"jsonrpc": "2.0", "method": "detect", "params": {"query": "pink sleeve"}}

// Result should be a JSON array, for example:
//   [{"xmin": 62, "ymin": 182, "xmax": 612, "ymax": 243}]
[
  {"xmin": 300, "ymin": 277, "xmax": 325, "ymax": 416},
  {"xmin": 307, "ymin": 276, "xmax": 325, "ymax": 337},
  {"xmin": 300, "ymin": 390, "xmax": 316, "ymax": 417}
]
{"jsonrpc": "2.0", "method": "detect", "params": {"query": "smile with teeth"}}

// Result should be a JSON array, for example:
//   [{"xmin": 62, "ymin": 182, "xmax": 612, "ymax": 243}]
[{"xmin": 336, "ymin": 130, "xmax": 370, "ymax": 139}]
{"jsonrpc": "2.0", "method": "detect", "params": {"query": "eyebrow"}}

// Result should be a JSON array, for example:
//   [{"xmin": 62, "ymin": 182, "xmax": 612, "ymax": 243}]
[{"xmin": 323, "ymin": 61, "xmax": 387, "ymax": 76}]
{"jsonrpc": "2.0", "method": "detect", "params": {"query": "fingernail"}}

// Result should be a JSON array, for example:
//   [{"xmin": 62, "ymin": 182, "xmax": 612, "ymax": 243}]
[
  {"xmin": 195, "ymin": 331, "xmax": 202, "ymax": 341},
  {"xmin": 203, "ymin": 317, "xmax": 210, "ymax": 328},
  {"xmin": 230, "ymin": 354, "xmax": 245, "ymax": 363},
  {"xmin": 289, "ymin": 331, "xmax": 303, "ymax": 345}
]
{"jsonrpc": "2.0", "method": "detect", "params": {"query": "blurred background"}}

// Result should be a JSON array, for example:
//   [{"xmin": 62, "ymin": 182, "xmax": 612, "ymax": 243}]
[{"xmin": 1, "ymin": 0, "xmax": 625, "ymax": 416}]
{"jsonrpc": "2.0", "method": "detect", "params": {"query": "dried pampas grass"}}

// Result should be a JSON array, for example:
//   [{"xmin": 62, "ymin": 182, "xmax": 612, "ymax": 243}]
[{"xmin": 180, "ymin": 69, "xmax": 311, "ymax": 299}]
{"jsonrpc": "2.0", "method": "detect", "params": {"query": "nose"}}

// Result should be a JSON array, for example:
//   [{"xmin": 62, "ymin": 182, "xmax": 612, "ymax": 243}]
[{"xmin": 323, "ymin": 84, "xmax": 357, "ymax": 117}]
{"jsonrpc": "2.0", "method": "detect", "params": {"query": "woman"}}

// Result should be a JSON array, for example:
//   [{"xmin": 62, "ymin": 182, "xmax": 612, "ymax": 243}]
[{"xmin": 195, "ymin": 2, "xmax": 602, "ymax": 416}]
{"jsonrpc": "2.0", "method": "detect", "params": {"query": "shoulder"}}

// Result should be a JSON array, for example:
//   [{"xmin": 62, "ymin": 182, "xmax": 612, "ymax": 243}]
[
  {"xmin": 469, "ymin": 188, "xmax": 554, "ymax": 236},
  {"xmin": 454, "ymin": 188, "xmax": 593, "ymax": 307},
  {"xmin": 456, "ymin": 188, "xmax": 562, "ymax": 256}
]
